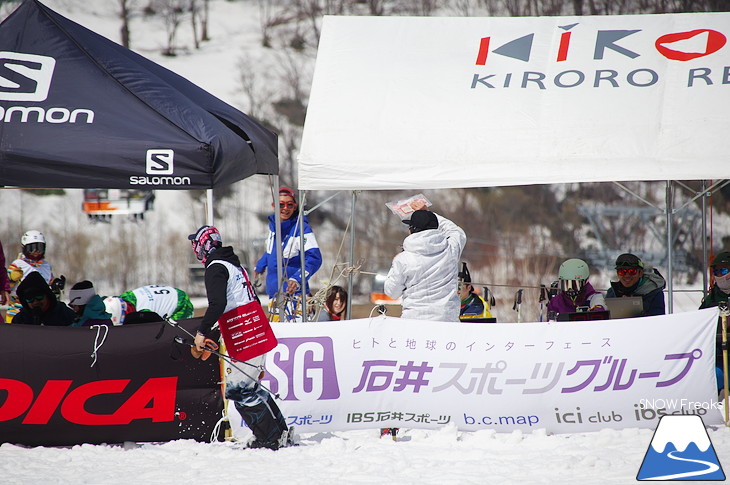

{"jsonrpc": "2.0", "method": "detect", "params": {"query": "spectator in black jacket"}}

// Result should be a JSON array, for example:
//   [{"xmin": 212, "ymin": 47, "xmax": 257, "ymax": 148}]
[{"xmin": 13, "ymin": 271, "xmax": 75, "ymax": 326}]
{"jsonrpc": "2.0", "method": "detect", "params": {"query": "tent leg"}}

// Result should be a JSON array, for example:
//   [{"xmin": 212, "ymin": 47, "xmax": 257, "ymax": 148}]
[
  {"xmin": 299, "ymin": 190, "xmax": 306, "ymax": 321},
  {"xmin": 701, "ymin": 180, "xmax": 709, "ymax": 298},
  {"xmin": 273, "ymin": 176, "xmax": 284, "ymax": 317},
  {"xmin": 346, "ymin": 191, "xmax": 357, "ymax": 320},
  {"xmin": 665, "ymin": 181, "xmax": 674, "ymax": 314},
  {"xmin": 205, "ymin": 189, "xmax": 214, "ymax": 225}
]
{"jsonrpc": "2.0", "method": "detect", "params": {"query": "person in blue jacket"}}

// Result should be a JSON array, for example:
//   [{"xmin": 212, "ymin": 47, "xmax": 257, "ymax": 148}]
[{"xmin": 254, "ymin": 186, "xmax": 322, "ymax": 298}]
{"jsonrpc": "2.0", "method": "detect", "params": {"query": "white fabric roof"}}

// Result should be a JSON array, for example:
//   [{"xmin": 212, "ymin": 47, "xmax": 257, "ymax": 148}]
[{"xmin": 298, "ymin": 13, "xmax": 730, "ymax": 190}]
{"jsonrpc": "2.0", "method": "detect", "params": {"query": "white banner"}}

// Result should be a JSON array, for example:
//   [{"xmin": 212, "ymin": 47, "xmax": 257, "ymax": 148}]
[
  {"xmin": 228, "ymin": 309, "xmax": 723, "ymax": 435},
  {"xmin": 299, "ymin": 14, "xmax": 730, "ymax": 190}
]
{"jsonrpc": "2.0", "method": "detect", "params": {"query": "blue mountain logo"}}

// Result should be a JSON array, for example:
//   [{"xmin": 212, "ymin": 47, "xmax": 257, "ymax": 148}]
[{"xmin": 637, "ymin": 415, "xmax": 725, "ymax": 481}]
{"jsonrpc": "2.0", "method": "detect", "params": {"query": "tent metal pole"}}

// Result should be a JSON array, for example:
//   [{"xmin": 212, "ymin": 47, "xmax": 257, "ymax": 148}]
[
  {"xmin": 702, "ymin": 180, "xmax": 709, "ymax": 297},
  {"xmin": 665, "ymin": 181, "xmax": 674, "ymax": 313},
  {"xmin": 299, "ymin": 190, "xmax": 307, "ymax": 320},
  {"xmin": 347, "ymin": 191, "xmax": 357, "ymax": 320},
  {"xmin": 273, "ymin": 176, "xmax": 284, "ymax": 315},
  {"xmin": 205, "ymin": 189, "xmax": 214, "ymax": 225}
]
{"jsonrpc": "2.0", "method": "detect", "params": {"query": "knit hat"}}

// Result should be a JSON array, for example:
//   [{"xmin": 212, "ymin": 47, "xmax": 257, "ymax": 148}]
[
  {"xmin": 279, "ymin": 186, "xmax": 297, "ymax": 203},
  {"xmin": 68, "ymin": 280, "xmax": 96, "ymax": 306},
  {"xmin": 615, "ymin": 253, "xmax": 644, "ymax": 269},
  {"xmin": 402, "ymin": 210, "xmax": 438, "ymax": 233},
  {"xmin": 711, "ymin": 251, "xmax": 730, "ymax": 267}
]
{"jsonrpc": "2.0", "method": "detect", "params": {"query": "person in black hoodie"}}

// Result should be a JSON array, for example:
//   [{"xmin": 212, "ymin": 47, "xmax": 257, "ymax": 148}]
[
  {"xmin": 188, "ymin": 225, "xmax": 289, "ymax": 450},
  {"xmin": 13, "ymin": 271, "xmax": 76, "ymax": 326}
]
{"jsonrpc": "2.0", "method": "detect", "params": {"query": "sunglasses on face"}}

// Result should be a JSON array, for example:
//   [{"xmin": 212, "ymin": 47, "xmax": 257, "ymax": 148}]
[
  {"xmin": 617, "ymin": 268, "xmax": 639, "ymax": 276},
  {"xmin": 279, "ymin": 202, "xmax": 296, "ymax": 209},
  {"xmin": 713, "ymin": 267, "xmax": 730, "ymax": 277},
  {"xmin": 25, "ymin": 294, "xmax": 44, "ymax": 303}
]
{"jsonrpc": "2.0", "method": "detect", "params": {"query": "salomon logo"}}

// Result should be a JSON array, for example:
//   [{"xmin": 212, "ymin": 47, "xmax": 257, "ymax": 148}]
[
  {"xmin": 0, "ymin": 52, "xmax": 56, "ymax": 102},
  {"xmin": 146, "ymin": 149, "xmax": 174, "ymax": 175}
]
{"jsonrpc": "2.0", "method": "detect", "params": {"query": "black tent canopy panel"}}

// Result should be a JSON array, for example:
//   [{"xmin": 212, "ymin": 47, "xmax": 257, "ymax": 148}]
[{"xmin": 0, "ymin": 0, "xmax": 278, "ymax": 189}]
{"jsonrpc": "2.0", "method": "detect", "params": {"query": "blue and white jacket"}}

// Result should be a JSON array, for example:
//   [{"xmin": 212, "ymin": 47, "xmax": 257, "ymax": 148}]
[{"xmin": 255, "ymin": 213, "xmax": 322, "ymax": 298}]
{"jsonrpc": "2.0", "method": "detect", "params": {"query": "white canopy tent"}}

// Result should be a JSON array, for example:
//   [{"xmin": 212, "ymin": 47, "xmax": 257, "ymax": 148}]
[{"xmin": 298, "ymin": 13, "xmax": 730, "ymax": 313}]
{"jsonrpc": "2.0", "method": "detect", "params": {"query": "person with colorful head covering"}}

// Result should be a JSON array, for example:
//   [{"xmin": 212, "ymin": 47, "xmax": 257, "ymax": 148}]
[
  {"xmin": 546, "ymin": 258, "xmax": 606, "ymax": 316},
  {"xmin": 6, "ymin": 230, "xmax": 54, "ymax": 323},
  {"xmin": 254, "ymin": 186, "xmax": 322, "ymax": 298},
  {"xmin": 189, "ymin": 225, "xmax": 290, "ymax": 450},
  {"xmin": 605, "ymin": 253, "xmax": 666, "ymax": 316}
]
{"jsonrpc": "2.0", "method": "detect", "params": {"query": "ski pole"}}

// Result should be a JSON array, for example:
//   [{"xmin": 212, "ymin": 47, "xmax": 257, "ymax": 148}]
[
  {"xmin": 720, "ymin": 302, "xmax": 729, "ymax": 425},
  {"xmin": 513, "ymin": 289, "xmax": 523, "ymax": 323},
  {"xmin": 173, "ymin": 336, "xmax": 281, "ymax": 400}
]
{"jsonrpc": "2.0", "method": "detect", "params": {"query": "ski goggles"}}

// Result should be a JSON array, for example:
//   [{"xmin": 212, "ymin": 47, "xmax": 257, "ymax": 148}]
[
  {"xmin": 617, "ymin": 268, "xmax": 639, "ymax": 276},
  {"xmin": 560, "ymin": 279, "xmax": 584, "ymax": 293},
  {"xmin": 25, "ymin": 294, "xmax": 44, "ymax": 303},
  {"xmin": 713, "ymin": 267, "xmax": 730, "ymax": 277},
  {"xmin": 24, "ymin": 242, "xmax": 45, "ymax": 254}
]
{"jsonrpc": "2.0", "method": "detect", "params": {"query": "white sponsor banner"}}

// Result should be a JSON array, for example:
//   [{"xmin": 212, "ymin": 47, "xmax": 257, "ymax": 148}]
[
  {"xmin": 298, "ymin": 14, "xmax": 730, "ymax": 190},
  {"xmin": 228, "ymin": 308, "xmax": 723, "ymax": 435}
]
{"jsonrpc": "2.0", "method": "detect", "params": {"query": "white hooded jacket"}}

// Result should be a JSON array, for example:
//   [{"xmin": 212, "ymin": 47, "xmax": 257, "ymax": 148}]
[{"xmin": 384, "ymin": 213, "xmax": 466, "ymax": 322}]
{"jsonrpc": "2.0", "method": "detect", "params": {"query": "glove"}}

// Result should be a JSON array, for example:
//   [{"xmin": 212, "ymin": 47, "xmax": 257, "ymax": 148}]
[{"xmin": 51, "ymin": 275, "xmax": 66, "ymax": 293}]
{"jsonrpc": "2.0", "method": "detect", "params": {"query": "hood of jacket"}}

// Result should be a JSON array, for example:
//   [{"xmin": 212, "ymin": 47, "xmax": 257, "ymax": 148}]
[
  {"xmin": 16, "ymin": 271, "xmax": 55, "ymax": 312},
  {"xmin": 205, "ymin": 245, "xmax": 241, "ymax": 268},
  {"xmin": 402, "ymin": 228, "xmax": 449, "ymax": 256}
]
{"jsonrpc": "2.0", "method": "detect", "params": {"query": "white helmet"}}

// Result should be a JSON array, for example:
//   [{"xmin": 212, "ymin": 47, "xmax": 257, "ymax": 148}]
[
  {"xmin": 103, "ymin": 296, "xmax": 127, "ymax": 325},
  {"xmin": 21, "ymin": 230, "xmax": 46, "ymax": 259},
  {"xmin": 21, "ymin": 230, "xmax": 45, "ymax": 246}
]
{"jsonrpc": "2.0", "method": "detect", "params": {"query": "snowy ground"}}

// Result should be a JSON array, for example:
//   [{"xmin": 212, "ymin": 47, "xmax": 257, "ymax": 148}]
[
  {"xmin": 2, "ymin": 2, "xmax": 728, "ymax": 483},
  {"xmin": 2, "ymin": 423, "xmax": 730, "ymax": 484}
]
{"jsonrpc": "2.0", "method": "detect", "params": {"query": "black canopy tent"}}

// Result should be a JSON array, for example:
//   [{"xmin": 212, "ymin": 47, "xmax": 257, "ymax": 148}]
[
  {"xmin": 0, "ymin": 1, "xmax": 285, "ymax": 445},
  {"xmin": 0, "ymin": 0, "xmax": 278, "ymax": 189}
]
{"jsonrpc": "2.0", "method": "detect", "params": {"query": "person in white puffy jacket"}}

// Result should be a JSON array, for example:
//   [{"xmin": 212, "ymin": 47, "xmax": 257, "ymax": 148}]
[{"xmin": 384, "ymin": 207, "xmax": 466, "ymax": 322}]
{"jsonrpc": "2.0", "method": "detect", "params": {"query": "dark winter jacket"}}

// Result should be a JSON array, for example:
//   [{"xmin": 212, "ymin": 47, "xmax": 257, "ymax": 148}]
[
  {"xmin": 254, "ymin": 214, "xmax": 322, "ymax": 298},
  {"xmin": 72, "ymin": 294, "xmax": 113, "ymax": 327},
  {"xmin": 605, "ymin": 269, "xmax": 666, "ymax": 316},
  {"xmin": 699, "ymin": 284, "xmax": 730, "ymax": 367},
  {"xmin": 13, "ymin": 271, "xmax": 75, "ymax": 326},
  {"xmin": 198, "ymin": 246, "xmax": 242, "ymax": 336},
  {"xmin": 459, "ymin": 293, "xmax": 492, "ymax": 320}
]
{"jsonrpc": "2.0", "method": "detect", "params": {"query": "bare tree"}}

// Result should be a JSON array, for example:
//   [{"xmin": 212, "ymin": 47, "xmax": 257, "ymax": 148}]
[{"xmin": 152, "ymin": 0, "xmax": 187, "ymax": 56}]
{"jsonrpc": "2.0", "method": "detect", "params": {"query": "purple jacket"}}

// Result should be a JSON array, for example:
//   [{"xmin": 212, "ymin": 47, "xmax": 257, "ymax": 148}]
[
  {"xmin": 0, "ymin": 240, "xmax": 8, "ymax": 292},
  {"xmin": 547, "ymin": 282, "xmax": 603, "ymax": 314}
]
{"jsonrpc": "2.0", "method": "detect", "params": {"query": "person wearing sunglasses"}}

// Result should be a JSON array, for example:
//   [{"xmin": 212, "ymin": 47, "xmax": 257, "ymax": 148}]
[
  {"xmin": 11, "ymin": 271, "xmax": 75, "ymax": 326},
  {"xmin": 546, "ymin": 258, "xmax": 606, "ymax": 317},
  {"xmin": 6, "ymin": 230, "xmax": 55, "ymax": 323},
  {"xmin": 254, "ymin": 186, "xmax": 322, "ymax": 301},
  {"xmin": 699, "ymin": 251, "xmax": 730, "ymax": 395},
  {"xmin": 605, "ymin": 253, "xmax": 666, "ymax": 317}
]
